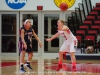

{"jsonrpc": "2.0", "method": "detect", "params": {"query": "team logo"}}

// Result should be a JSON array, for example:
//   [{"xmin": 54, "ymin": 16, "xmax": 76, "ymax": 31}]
[
  {"xmin": 54, "ymin": 0, "xmax": 76, "ymax": 8},
  {"xmin": 5, "ymin": 0, "xmax": 27, "ymax": 9}
]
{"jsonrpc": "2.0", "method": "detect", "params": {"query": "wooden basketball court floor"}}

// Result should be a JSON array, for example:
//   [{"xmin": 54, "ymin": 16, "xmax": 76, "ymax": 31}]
[{"xmin": 0, "ymin": 57, "xmax": 100, "ymax": 75}]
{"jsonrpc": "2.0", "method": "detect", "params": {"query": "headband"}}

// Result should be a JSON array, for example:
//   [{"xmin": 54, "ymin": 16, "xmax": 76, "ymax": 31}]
[{"xmin": 24, "ymin": 19, "xmax": 29, "ymax": 25}]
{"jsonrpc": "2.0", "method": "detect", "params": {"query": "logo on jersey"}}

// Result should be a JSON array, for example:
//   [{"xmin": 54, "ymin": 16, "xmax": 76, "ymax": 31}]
[{"xmin": 5, "ymin": 0, "xmax": 27, "ymax": 9}]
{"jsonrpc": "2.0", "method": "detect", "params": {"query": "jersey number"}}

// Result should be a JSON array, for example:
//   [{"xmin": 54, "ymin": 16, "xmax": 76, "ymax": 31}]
[{"xmin": 62, "ymin": 33, "xmax": 67, "ymax": 40}]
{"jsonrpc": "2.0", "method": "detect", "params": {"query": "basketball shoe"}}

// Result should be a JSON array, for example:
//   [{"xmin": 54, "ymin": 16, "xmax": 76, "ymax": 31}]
[
  {"xmin": 25, "ymin": 62, "xmax": 33, "ymax": 70},
  {"xmin": 72, "ymin": 66, "xmax": 76, "ymax": 71},
  {"xmin": 20, "ymin": 64, "xmax": 26, "ymax": 73},
  {"xmin": 56, "ymin": 64, "xmax": 62, "ymax": 71}
]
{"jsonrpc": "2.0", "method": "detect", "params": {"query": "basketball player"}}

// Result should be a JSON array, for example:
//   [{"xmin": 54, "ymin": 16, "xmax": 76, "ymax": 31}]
[
  {"xmin": 46, "ymin": 20, "xmax": 77, "ymax": 71},
  {"xmin": 19, "ymin": 19, "xmax": 42, "ymax": 73}
]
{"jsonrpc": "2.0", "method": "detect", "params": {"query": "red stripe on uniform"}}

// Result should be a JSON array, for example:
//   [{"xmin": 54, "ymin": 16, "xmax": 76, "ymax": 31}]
[
  {"xmin": 74, "ymin": 40, "xmax": 77, "ymax": 45},
  {"xmin": 66, "ymin": 29, "xmax": 70, "ymax": 34}
]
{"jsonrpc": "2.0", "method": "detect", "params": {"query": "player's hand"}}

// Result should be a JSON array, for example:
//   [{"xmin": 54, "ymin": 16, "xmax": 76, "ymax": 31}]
[
  {"xmin": 24, "ymin": 43, "xmax": 27, "ymax": 49},
  {"xmin": 46, "ymin": 38, "xmax": 51, "ymax": 42},
  {"xmin": 39, "ymin": 42, "xmax": 42, "ymax": 48}
]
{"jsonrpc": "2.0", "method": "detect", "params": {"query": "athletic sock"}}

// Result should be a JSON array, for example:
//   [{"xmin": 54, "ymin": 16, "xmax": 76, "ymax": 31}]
[
  {"xmin": 20, "ymin": 63, "xmax": 24, "ymax": 66},
  {"xmin": 58, "ymin": 60, "xmax": 62, "ymax": 64},
  {"xmin": 72, "ymin": 62, "xmax": 76, "ymax": 66}
]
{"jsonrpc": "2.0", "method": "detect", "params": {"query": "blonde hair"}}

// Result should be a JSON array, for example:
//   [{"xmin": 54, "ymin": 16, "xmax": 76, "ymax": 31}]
[{"xmin": 59, "ymin": 20, "xmax": 65, "ymax": 24}]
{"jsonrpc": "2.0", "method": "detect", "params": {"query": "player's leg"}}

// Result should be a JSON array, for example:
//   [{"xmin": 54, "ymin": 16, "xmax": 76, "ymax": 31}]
[
  {"xmin": 20, "ymin": 51, "xmax": 26, "ymax": 64},
  {"xmin": 70, "ymin": 52, "xmax": 76, "ymax": 71},
  {"xmin": 27, "ymin": 52, "xmax": 33, "ymax": 62},
  {"xmin": 59, "ymin": 51, "xmax": 64, "ymax": 64},
  {"xmin": 25, "ymin": 53, "xmax": 33, "ymax": 70},
  {"xmin": 19, "ymin": 42, "xmax": 26, "ymax": 72},
  {"xmin": 70, "ymin": 40, "xmax": 77, "ymax": 71},
  {"xmin": 56, "ymin": 51, "xmax": 64, "ymax": 71},
  {"xmin": 56, "ymin": 41, "xmax": 68, "ymax": 71},
  {"xmin": 25, "ymin": 44, "xmax": 33, "ymax": 70}
]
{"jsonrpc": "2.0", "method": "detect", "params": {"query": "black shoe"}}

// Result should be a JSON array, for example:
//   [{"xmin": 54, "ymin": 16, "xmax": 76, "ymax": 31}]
[
  {"xmin": 25, "ymin": 62, "xmax": 33, "ymax": 70},
  {"xmin": 20, "ymin": 65, "xmax": 26, "ymax": 73}
]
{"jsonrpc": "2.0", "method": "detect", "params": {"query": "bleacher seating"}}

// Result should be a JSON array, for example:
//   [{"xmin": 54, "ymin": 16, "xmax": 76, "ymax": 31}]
[{"xmin": 75, "ymin": 2, "xmax": 100, "ymax": 53}]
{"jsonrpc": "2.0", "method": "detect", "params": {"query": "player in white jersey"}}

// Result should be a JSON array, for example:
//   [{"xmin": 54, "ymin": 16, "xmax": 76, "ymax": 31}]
[{"xmin": 46, "ymin": 20, "xmax": 77, "ymax": 71}]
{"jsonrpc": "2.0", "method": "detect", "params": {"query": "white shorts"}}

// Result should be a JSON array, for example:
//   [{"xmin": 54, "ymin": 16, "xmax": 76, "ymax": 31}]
[{"xmin": 60, "ymin": 40, "xmax": 77, "ymax": 52}]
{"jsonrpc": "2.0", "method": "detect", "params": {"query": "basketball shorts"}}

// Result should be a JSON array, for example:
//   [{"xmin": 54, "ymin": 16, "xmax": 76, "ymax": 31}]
[
  {"xmin": 60, "ymin": 40, "xmax": 78, "ymax": 52},
  {"xmin": 18, "ymin": 42, "xmax": 33, "ymax": 53}
]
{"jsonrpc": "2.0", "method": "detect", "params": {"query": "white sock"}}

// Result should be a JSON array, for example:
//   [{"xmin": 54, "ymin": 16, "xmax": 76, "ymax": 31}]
[
  {"xmin": 27, "ymin": 60, "xmax": 30, "ymax": 62},
  {"xmin": 20, "ymin": 63, "xmax": 24, "ymax": 65}
]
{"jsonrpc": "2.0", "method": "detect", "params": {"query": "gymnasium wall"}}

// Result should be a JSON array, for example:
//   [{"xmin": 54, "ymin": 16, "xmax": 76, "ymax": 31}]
[
  {"xmin": 0, "ymin": 0, "xmax": 82, "ymax": 10},
  {"xmin": 0, "ymin": 0, "xmax": 99, "ymax": 11}
]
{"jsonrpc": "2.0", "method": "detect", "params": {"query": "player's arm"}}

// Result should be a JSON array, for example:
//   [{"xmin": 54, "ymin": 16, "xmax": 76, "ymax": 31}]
[
  {"xmin": 21, "ymin": 29, "xmax": 26, "ymax": 45},
  {"xmin": 32, "ymin": 29, "xmax": 41, "ymax": 43},
  {"xmin": 32, "ymin": 29, "xmax": 42, "ymax": 48},
  {"xmin": 21, "ymin": 29, "xmax": 27, "ymax": 49},
  {"xmin": 46, "ymin": 32, "xmax": 60, "ymax": 42},
  {"xmin": 50, "ymin": 32, "xmax": 60, "ymax": 40}
]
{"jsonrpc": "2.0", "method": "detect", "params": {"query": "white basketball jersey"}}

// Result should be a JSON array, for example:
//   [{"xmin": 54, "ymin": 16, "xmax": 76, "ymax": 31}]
[{"xmin": 58, "ymin": 29, "xmax": 76, "ymax": 42}]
